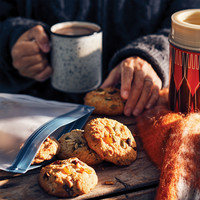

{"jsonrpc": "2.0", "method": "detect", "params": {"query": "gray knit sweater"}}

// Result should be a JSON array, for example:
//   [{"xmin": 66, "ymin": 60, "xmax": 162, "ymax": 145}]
[{"xmin": 0, "ymin": 0, "xmax": 199, "ymax": 103}]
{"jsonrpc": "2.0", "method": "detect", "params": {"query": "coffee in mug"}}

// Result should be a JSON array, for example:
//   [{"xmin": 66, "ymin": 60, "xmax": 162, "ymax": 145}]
[
  {"xmin": 54, "ymin": 25, "xmax": 96, "ymax": 36},
  {"xmin": 50, "ymin": 21, "xmax": 102, "ymax": 93}
]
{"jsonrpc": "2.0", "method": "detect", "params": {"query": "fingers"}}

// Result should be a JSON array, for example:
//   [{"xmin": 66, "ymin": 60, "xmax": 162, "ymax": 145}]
[
  {"xmin": 15, "ymin": 55, "xmax": 53, "ymax": 82},
  {"xmin": 145, "ymin": 82, "xmax": 161, "ymax": 109},
  {"xmin": 33, "ymin": 65, "xmax": 53, "ymax": 82},
  {"xmin": 100, "ymin": 65, "xmax": 121, "ymax": 88},
  {"xmin": 24, "ymin": 65, "xmax": 52, "ymax": 82},
  {"xmin": 120, "ymin": 57, "xmax": 134, "ymax": 99},
  {"xmin": 101, "ymin": 58, "xmax": 135, "ymax": 99},
  {"xmin": 23, "ymin": 25, "xmax": 50, "ymax": 53},
  {"xmin": 122, "ymin": 57, "xmax": 162, "ymax": 116},
  {"xmin": 123, "ymin": 63, "xmax": 146, "ymax": 116},
  {"xmin": 11, "ymin": 41, "xmax": 40, "ymax": 58},
  {"xmin": 18, "ymin": 56, "xmax": 47, "ymax": 76},
  {"xmin": 12, "ymin": 51, "xmax": 44, "ymax": 70},
  {"xmin": 128, "ymin": 78, "xmax": 154, "ymax": 116},
  {"xmin": 11, "ymin": 25, "xmax": 52, "ymax": 81}
]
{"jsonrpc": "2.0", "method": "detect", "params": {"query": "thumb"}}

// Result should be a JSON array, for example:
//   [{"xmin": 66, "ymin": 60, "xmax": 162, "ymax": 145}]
[
  {"xmin": 28, "ymin": 25, "xmax": 51, "ymax": 53},
  {"xmin": 101, "ymin": 66, "xmax": 120, "ymax": 88}
]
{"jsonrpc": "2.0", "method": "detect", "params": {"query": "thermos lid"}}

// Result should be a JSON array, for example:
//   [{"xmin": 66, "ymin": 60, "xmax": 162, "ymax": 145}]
[{"xmin": 171, "ymin": 9, "xmax": 200, "ymax": 49}]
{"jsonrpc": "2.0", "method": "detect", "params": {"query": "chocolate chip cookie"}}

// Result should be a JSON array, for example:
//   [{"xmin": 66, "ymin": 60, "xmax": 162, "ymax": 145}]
[
  {"xmin": 84, "ymin": 87, "xmax": 124, "ymax": 115},
  {"xmin": 32, "ymin": 136, "xmax": 60, "ymax": 164},
  {"xmin": 38, "ymin": 158, "xmax": 98, "ymax": 197},
  {"xmin": 58, "ymin": 129, "xmax": 102, "ymax": 165},
  {"xmin": 84, "ymin": 118, "xmax": 137, "ymax": 165}
]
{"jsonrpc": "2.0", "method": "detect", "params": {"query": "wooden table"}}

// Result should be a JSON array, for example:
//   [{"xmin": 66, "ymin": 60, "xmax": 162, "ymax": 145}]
[{"xmin": 0, "ymin": 114, "xmax": 160, "ymax": 200}]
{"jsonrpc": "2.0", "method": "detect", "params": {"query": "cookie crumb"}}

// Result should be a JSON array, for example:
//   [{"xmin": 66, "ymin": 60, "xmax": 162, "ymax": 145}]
[{"xmin": 104, "ymin": 181, "xmax": 115, "ymax": 185}]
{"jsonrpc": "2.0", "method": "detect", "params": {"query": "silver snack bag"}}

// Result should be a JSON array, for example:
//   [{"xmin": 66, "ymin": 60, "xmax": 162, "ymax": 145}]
[{"xmin": 0, "ymin": 93, "xmax": 94, "ymax": 173}]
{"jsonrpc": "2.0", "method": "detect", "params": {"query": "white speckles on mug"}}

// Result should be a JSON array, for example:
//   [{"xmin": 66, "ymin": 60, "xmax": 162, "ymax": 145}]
[{"xmin": 50, "ymin": 21, "xmax": 102, "ymax": 93}]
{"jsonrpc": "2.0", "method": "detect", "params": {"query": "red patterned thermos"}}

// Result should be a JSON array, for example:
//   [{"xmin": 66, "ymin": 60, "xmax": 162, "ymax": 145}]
[{"xmin": 169, "ymin": 9, "xmax": 200, "ymax": 113}]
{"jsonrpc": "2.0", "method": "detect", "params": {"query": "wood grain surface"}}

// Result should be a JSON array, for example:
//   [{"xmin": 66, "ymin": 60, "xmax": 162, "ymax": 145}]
[{"xmin": 0, "ymin": 114, "xmax": 160, "ymax": 200}]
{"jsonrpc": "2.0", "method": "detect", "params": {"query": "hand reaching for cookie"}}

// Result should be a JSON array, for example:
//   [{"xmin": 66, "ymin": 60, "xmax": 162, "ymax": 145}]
[{"xmin": 101, "ymin": 57, "xmax": 162, "ymax": 116}]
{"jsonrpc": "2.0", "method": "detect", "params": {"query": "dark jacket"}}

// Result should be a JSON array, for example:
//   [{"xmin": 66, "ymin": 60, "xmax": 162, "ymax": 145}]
[{"xmin": 0, "ymin": 0, "xmax": 199, "ymax": 103}]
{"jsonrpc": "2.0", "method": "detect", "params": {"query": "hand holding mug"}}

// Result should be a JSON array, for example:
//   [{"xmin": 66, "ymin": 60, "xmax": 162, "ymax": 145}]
[
  {"xmin": 11, "ymin": 25, "xmax": 52, "ymax": 81},
  {"xmin": 101, "ymin": 57, "xmax": 162, "ymax": 116}
]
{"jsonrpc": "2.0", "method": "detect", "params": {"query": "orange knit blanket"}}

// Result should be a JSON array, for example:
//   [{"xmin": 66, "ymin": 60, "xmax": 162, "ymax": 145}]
[{"xmin": 137, "ymin": 89, "xmax": 200, "ymax": 200}]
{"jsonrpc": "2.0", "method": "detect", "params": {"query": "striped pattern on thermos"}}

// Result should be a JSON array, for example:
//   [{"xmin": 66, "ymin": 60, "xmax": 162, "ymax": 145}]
[{"xmin": 169, "ymin": 44, "xmax": 200, "ymax": 113}]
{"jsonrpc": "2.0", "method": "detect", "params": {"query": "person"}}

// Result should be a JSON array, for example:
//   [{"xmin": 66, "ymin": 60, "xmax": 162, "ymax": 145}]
[{"xmin": 0, "ymin": 0, "xmax": 199, "ymax": 116}]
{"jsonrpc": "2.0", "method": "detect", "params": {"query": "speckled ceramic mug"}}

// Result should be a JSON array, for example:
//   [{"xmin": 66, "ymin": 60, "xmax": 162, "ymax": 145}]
[{"xmin": 50, "ymin": 21, "xmax": 102, "ymax": 93}]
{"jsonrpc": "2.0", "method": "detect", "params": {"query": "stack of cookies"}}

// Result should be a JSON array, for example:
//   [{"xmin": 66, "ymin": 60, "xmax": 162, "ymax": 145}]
[
  {"xmin": 36, "ymin": 117, "xmax": 137, "ymax": 197},
  {"xmin": 35, "ymin": 88, "xmax": 137, "ymax": 198}
]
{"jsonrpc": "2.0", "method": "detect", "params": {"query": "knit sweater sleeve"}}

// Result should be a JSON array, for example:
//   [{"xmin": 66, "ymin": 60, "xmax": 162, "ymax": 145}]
[{"xmin": 0, "ymin": 17, "xmax": 48, "ymax": 92}]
